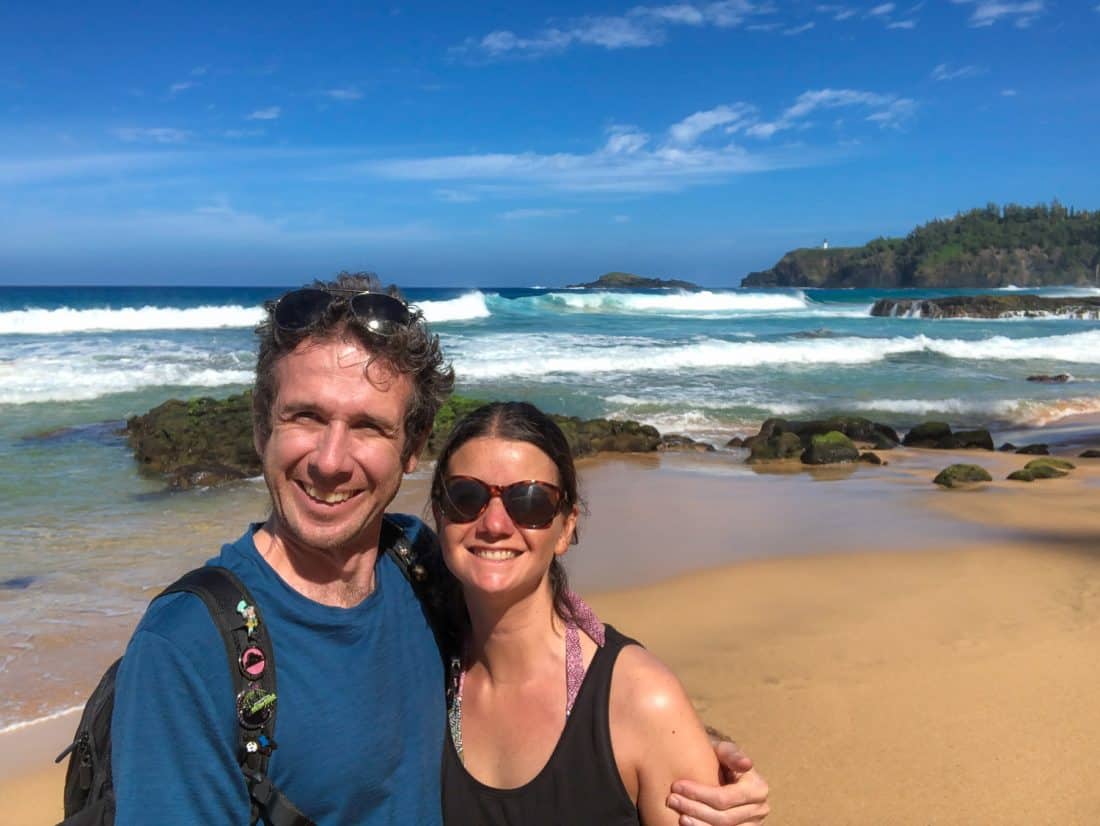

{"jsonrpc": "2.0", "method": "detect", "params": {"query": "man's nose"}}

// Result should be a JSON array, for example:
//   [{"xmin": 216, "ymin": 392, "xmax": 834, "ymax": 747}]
[{"xmin": 312, "ymin": 422, "xmax": 353, "ymax": 478}]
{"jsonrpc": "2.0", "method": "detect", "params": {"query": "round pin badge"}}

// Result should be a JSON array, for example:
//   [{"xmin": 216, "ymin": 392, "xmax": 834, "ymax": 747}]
[
  {"xmin": 239, "ymin": 646, "xmax": 267, "ymax": 680},
  {"xmin": 236, "ymin": 687, "xmax": 276, "ymax": 729}
]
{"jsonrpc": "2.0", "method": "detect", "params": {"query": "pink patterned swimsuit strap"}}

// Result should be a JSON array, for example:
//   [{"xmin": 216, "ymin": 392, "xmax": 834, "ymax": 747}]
[{"xmin": 564, "ymin": 589, "xmax": 604, "ymax": 717}]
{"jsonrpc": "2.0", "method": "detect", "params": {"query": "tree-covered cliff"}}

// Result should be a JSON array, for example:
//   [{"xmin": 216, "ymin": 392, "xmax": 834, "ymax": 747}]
[{"xmin": 743, "ymin": 203, "xmax": 1100, "ymax": 288}]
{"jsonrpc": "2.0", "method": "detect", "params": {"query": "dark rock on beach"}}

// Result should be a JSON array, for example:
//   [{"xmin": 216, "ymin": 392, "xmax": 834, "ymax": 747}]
[
  {"xmin": 1, "ymin": 576, "xmax": 36, "ymax": 590},
  {"xmin": 998, "ymin": 443, "xmax": 1017, "ymax": 452},
  {"xmin": 801, "ymin": 431, "xmax": 860, "ymax": 465},
  {"xmin": 1027, "ymin": 373, "xmax": 1071, "ymax": 383},
  {"xmin": 902, "ymin": 422, "xmax": 993, "ymax": 451},
  {"xmin": 744, "ymin": 415, "xmax": 897, "ymax": 465},
  {"xmin": 658, "ymin": 434, "xmax": 716, "ymax": 453},
  {"xmin": 859, "ymin": 452, "xmax": 884, "ymax": 465},
  {"xmin": 933, "ymin": 464, "xmax": 992, "ymax": 488},
  {"xmin": 725, "ymin": 436, "xmax": 745, "ymax": 448},
  {"xmin": 1080, "ymin": 449, "xmax": 1100, "ymax": 458},
  {"xmin": 127, "ymin": 392, "xmax": 671, "ymax": 489},
  {"xmin": 871, "ymin": 295, "xmax": 1100, "ymax": 320},
  {"xmin": 1015, "ymin": 444, "xmax": 1050, "ymax": 455},
  {"xmin": 125, "ymin": 393, "xmax": 261, "ymax": 489},
  {"xmin": 1008, "ymin": 458, "xmax": 1074, "ymax": 482}
]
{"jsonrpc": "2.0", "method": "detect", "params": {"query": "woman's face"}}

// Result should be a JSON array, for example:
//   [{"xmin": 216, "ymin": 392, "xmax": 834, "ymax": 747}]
[{"xmin": 436, "ymin": 436, "xmax": 577, "ymax": 602}]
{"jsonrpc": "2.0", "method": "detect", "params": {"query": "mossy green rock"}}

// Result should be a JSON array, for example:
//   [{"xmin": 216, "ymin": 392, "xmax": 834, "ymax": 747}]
[
  {"xmin": 748, "ymin": 430, "xmax": 804, "ymax": 463},
  {"xmin": 125, "ymin": 392, "xmax": 260, "ymax": 489},
  {"xmin": 933, "ymin": 463, "xmax": 992, "ymax": 488},
  {"xmin": 903, "ymin": 421, "xmax": 953, "ymax": 447},
  {"xmin": 802, "ymin": 431, "xmax": 859, "ymax": 465},
  {"xmin": 1024, "ymin": 457, "xmax": 1074, "ymax": 471}
]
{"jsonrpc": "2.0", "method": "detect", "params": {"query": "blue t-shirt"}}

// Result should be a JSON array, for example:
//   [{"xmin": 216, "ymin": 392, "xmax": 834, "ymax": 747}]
[{"xmin": 112, "ymin": 516, "xmax": 445, "ymax": 825}]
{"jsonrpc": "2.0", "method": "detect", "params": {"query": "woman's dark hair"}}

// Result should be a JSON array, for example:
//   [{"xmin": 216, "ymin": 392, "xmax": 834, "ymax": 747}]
[{"xmin": 430, "ymin": 401, "xmax": 583, "ymax": 625}]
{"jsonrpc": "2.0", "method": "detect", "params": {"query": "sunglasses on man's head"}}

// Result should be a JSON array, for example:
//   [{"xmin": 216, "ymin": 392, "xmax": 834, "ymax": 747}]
[
  {"xmin": 273, "ymin": 288, "xmax": 412, "ymax": 336},
  {"xmin": 439, "ymin": 476, "xmax": 565, "ymax": 529}
]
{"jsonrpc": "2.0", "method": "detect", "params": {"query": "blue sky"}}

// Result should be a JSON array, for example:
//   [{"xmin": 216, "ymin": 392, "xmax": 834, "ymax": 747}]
[{"xmin": 2, "ymin": 1, "xmax": 1098, "ymax": 286}]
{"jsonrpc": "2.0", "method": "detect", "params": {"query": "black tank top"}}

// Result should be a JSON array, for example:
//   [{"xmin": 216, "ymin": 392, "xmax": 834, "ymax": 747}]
[{"xmin": 441, "ymin": 624, "xmax": 641, "ymax": 825}]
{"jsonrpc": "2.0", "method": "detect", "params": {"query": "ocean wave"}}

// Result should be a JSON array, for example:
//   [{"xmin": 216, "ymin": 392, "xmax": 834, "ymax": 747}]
[
  {"xmin": 527, "ymin": 289, "xmax": 811, "ymax": 315},
  {"xmin": 851, "ymin": 396, "xmax": 1100, "ymax": 427},
  {"xmin": 0, "ymin": 305, "xmax": 264, "ymax": 335},
  {"xmin": 415, "ymin": 292, "xmax": 491, "ymax": 323},
  {"xmin": 0, "ymin": 704, "xmax": 83, "ymax": 736},
  {"xmin": 0, "ymin": 341, "xmax": 254, "ymax": 404},
  {"xmin": 452, "ymin": 329, "xmax": 1100, "ymax": 379}
]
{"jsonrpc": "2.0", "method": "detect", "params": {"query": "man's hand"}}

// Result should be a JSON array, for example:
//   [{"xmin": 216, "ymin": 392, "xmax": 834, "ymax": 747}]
[{"xmin": 666, "ymin": 738, "xmax": 770, "ymax": 825}]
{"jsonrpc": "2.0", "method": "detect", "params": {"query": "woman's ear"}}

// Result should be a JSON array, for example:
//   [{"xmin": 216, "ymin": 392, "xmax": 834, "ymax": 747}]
[{"xmin": 555, "ymin": 505, "xmax": 579, "ymax": 556}]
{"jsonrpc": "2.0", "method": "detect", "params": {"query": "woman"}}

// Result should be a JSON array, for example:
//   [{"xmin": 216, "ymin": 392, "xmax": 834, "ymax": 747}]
[{"xmin": 431, "ymin": 401, "xmax": 722, "ymax": 825}]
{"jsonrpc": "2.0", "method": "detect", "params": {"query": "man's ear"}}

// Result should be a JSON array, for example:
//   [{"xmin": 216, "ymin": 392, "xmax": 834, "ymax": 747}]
[
  {"xmin": 253, "ymin": 423, "xmax": 266, "ymax": 459},
  {"xmin": 403, "ymin": 432, "xmax": 429, "ymax": 474}
]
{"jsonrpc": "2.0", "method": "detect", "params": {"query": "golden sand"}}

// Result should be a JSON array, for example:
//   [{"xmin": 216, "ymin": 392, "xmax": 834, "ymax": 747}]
[{"xmin": 5, "ymin": 447, "xmax": 1099, "ymax": 825}]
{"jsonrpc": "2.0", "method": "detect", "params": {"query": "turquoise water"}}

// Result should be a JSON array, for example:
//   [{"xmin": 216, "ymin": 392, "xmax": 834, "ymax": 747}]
[{"xmin": 1, "ymin": 283, "xmax": 1099, "ymax": 728}]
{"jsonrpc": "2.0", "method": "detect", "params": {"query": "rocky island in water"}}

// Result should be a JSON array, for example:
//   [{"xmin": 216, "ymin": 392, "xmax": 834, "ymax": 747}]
[{"xmin": 567, "ymin": 271, "xmax": 699, "ymax": 289}]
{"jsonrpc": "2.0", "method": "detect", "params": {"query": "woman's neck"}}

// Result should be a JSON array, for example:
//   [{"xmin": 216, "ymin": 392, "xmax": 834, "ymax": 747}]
[{"xmin": 464, "ymin": 584, "xmax": 565, "ymax": 685}]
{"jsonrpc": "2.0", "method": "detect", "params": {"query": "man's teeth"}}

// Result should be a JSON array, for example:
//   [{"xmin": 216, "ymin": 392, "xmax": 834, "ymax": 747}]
[
  {"xmin": 304, "ymin": 484, "xmax": 354, "ymax": 504},
  {"xmin": 474, "ymin": 549, "xmax": 520, "ymax": 561}
]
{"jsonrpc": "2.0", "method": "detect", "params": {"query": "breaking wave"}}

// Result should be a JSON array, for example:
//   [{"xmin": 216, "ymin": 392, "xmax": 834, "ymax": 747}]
[
  {"xmin": 0, "ymin": 305, "xmax": 263, "ymax": 335},
  {"xmin": 452, "ymin": 329, "xmax": 1100, "ymax": 379}
]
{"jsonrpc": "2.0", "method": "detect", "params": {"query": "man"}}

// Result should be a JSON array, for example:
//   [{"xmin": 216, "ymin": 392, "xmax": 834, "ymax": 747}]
[{"xmin": 111, "ymin": 272, "xmax": 769, "ymax": 824}]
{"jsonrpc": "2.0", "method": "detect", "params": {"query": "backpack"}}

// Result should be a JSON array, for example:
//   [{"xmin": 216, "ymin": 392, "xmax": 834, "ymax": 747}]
[{"xmin": 55, "ymin": 515, "xmax": 456, "ymax": 826}]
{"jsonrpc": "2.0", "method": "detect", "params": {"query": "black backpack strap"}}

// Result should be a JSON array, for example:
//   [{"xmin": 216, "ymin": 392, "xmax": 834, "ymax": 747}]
[
  {"xmin": 160, "ymin": 567, "xmax": 315, "ymax": 826},
  {"xmin": 380, "ymin": 515, "xmax": 461, "ymax": 664}
]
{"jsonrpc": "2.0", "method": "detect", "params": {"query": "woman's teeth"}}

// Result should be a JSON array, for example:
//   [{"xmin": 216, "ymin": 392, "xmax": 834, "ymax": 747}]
[{"xmin": 473, "ymin": 549, "xmax": 520, "ymax": 561}]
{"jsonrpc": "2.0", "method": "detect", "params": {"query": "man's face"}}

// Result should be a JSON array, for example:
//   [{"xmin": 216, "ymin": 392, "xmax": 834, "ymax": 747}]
[{"xmin": 256, "ymin": 337, "xmax": 418, "ymax": 560}]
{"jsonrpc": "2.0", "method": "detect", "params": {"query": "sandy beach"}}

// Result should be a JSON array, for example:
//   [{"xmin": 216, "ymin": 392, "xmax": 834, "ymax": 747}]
[{"xmin": 4, "ymin": 441, "xmax": 1099, "ymax": 825}]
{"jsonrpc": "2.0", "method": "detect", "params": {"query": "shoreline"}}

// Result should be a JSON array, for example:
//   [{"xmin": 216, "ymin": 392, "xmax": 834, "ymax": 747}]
[{"xmin": 2, "ymin": 438, "xmax": 1099, "ymax": 824}]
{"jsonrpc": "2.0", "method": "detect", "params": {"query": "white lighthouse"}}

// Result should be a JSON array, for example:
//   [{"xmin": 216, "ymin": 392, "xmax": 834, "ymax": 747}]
[{"xmin": 823, "ymin": 238, "xmax": 829, "ymax": 250}]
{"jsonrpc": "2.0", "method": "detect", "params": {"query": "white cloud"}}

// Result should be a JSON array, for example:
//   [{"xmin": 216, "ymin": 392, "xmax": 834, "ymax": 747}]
[
  {"xmin": 668, "ymin": 104, "xmax": 756, "ymax": 144},
  {"xmin": 191, "ymin": 66, "xmax": 209, "ymax": 76},
  {"xmin": 323, "ymin": 88, "xmax": 363, "ymax": 101},
  {"xmin": 1001, "ymin": 88, "xmax": 1018, "ymax": 96},
  {"xmin": 746, "ymin": 88, "xmax": 911, "ymax": 137},
  {"xmin": 0, "ymin": 152, "xmax": 181, "ymax": 185},
  {"xmin": 931, "ymin": 63, "xmax": 985, "ymax": 81},
  {"xmin": 221, "ymin": 128, "xmax": 265, "ymax": 139},
  {"xmin": 603, "ymin": 124, "xmax": 652, "ymax": 155},
  {"xmin": 247, "ymin": 106, "xmax": 281, "ymax": 120},
  {"xmin": 784, "ymin": 22, "xmax": 816, "ymax": 34},
  {"xmin": 500, "ymin": 208, "xmax": 579, "ymax": 220},
  {"xmin": 358, "ymin": 94, "xmax": 903, "ymax": 193},
  {"xmin": 865, "ymin": 98, "xmax": 917, "ymax": 128},
  {"xmin": 456, "ymin": 2, "xmax": 775, "ymax": 58},
  {"xmin": 887, "ymin": 19, "xmax": 917, "ymax": 28},
  {"xmin": 612, "ymin": 214, "xmax": 631, "ymax": 223},
  {"xmin": 168, "ymin": 81, "xmax": 196, "ymax": 96},
  {"xmin": 816, "ymin": 5, "xmax": 858, "ymax": 21},
  {"xmin": 950, "ymin": 0, "xmax": 1045, "ymax": 28},
  {"xmin": 868, "ymin": 3, "xmax": 896, "ymax": 16},
  {"xmin": 114, "ymin": 127, "xmax": 191, "ymax": 144}
]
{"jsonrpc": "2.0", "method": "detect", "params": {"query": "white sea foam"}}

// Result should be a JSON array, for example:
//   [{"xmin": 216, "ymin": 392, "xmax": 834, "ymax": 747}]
[
  {"xmin": 851, "ymin": 396, "xmax": 1100, "ymax": 426},
  {"xmin": 0, "ymin": 305, "xmax": 263, "ymax": 335},
  {"xmin": 535, "ymin": 290, "xmax": 810, "ymax": 315},
  {"xmin": 0, "ymin": 704, "xmax": 83, "ymax": 736},
  {"xmin": 415, "ymin": 292, "xmax": 491, "ymax": 323},
  {"xmin": 0, "ymin": 340, "xmax": 254, "ymax": 404},
  {"xmin": 451, "ymin": 329, "xmax": 1100, "ymax": 379}
]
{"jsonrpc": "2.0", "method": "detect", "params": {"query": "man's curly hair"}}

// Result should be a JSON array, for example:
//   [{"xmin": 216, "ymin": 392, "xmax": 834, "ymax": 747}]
[{"xmin": 253, "ymin": 271, "xmax": 455, "ymax": 463}]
